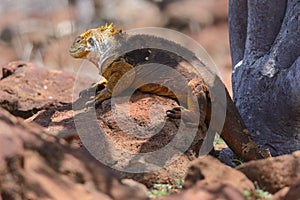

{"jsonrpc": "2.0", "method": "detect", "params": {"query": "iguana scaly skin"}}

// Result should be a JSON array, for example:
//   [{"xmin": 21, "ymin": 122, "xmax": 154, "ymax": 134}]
[{"xmin": 69, "ymin": 24, "xmax": 271, "ymax": 161}]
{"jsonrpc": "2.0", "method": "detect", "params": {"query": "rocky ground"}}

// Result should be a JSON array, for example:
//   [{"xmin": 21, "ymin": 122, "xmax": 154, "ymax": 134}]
[{"xmin": 0, "ymin": 61, "xmax": 300, "ymax": 200}]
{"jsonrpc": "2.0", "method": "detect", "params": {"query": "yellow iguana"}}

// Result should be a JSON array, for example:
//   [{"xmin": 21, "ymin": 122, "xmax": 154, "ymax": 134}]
[{"xmin": 69, "ymin": 24, "xmax": 271, "ymax": 161}]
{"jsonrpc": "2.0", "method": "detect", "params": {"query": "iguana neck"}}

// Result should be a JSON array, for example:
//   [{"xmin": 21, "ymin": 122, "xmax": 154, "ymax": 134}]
[{"xmin": 87, "ymin": 33, "xmax": 127, "ymax": 73}]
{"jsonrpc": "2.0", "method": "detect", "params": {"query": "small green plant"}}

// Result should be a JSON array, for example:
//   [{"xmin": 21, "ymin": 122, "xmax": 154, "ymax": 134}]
[
  {"xmin": 148, "ymin": 184, "xmax": 172, "ymax": 198},
  {"xmin": 243, "ymin": 189, "xmax": 272, "ymax": 199},
  {"xmin": 233, "ymin": 158, "xmax": 244, "ymax": 165},
  {"xmin": 243, "ymin": 190, "xmax": 251, "ymax": 197},
  {"xmin": 174, "ymin": 178, "xmax": 184, "ymax": 189},
  {"xmin": 254, "ymin": 189, "xmax": 272, "ymax": 199},
  {"xmin": 214, "ymin": 134, "xmax": 228, "ymax": 150},
  {"xmin": 148, "ymin": 179, "xmax": 184, "ymax": 198}
]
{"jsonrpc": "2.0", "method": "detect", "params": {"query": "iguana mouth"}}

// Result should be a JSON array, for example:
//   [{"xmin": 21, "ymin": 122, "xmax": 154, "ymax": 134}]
[{"xmin": 69, "ymin": 47, "xmax": 90, "ymax": 58}]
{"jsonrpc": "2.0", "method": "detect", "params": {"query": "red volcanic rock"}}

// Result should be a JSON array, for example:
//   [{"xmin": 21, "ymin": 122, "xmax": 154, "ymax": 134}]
[
  {"xmin": 237, "ymin": 151, "xmax": 300, "ymax": 194},
  {"xmin": 0, "ymin": 106, "xmax": 148, "ymax": 200}
]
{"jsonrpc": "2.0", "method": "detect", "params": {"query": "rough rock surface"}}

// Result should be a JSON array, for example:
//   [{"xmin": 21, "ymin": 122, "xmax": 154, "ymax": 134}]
[
  {"xmin": 2, "ymin": 62, "xmax": 300, "ymax": 199},
  {"xmin": 184, "ymin": 155, "xmax": 254, "ymax": 193},
  {"xmin": 0, "ymin": 106, "xmax": 148, "ymax": 200},
  {"xmin": 237, "ymin": 151, "xmax": 300, "ymax": 193},
  {"xmin": 29, "ymin": 89, "xmax": 205, "ymax": 187},
  {"xmin": 154, "ymin": 183, "xmax": 246, "ymax": 200},
  {"xmin": 283, "ymin": 182, "xmax": 300, "ymax": 200},
  {"xmin": 0, "ymin": 61, "xmax": 84, "ymax": 118},
  {"xmin": 271, "ymin": 183, "xmax": 300, "ymax": 200},
  {"xmin": 271, "ymin": 187, "xmax": 290, "ymax": 200},
  {"xmin": 0, "ymin": 61, "xmax": 203, "ymax": 188}
]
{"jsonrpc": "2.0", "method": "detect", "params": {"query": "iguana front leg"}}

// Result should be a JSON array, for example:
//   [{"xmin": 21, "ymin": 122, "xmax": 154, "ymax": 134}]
[
  {"xmin": 166, "ymin": 78, "xmax": 209, "ymax": 127},
  {"xmin": 79, "ymin": 79, "xmax": 108, "ymax": 98},
  {"xmin": 86, "ymin": 61, "xmax": 135, "ymax": 107}
]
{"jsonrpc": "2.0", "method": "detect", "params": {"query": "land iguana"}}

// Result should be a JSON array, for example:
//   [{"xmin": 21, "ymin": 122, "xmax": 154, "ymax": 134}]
[{"xmin": 69, "ymin": 24, "xmax": 271, "ymax": 161}]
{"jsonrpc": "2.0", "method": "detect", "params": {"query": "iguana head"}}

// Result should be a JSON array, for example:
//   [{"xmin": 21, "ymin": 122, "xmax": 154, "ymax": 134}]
[{"xmin": 69, "ymin": 24, "xmax": 122, "ymax": 62}]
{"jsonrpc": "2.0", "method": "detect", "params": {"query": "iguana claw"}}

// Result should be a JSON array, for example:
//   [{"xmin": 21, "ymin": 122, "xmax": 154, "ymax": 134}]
[
  {"xmin": 166, "ymin": 106, "xmax": 199, "ymax": 127},
  {"xmin": 166, "ymin": 106, "xmax": 184, "ymax": 119}
]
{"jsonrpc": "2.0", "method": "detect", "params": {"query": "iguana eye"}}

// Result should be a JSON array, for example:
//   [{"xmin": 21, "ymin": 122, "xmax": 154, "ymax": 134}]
[
  {"xmin": 88, "ymin": 38, "xmax": 95, "ymax": 46},
  {"xmin": 75, "ymin": 37, "xmax": 81, "ymax": 44}
]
